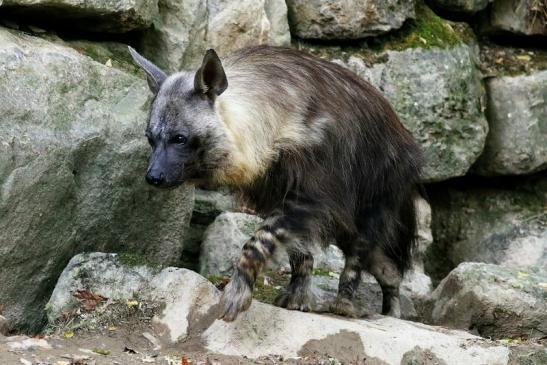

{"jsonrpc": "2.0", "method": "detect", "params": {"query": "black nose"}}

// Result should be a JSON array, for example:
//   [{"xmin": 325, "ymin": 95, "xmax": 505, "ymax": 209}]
[{"xmin": 145, "ymin": 171, "xmax": 165, "ymax": 186}]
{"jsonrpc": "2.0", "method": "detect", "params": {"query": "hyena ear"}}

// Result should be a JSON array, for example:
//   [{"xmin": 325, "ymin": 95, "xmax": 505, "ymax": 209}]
[
  {"xmin": 194, "ymin": 49, "xmax": 228, "ymax": 98},
  {"xmin": 128, "ymin": 46, "xmax": 167, "ymax": 94}
]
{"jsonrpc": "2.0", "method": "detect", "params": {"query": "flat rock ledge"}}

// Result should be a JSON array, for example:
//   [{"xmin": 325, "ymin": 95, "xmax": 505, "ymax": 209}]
[{"xmin": 42, "ymin": 252, "xmax": 533, "ymax": 364}]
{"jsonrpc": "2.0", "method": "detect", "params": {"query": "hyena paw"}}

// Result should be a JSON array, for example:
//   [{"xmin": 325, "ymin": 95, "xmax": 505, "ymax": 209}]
[
  {"xmin": 330, "ymin": 297, "xmax": 357, "ymax": 318},
  {"xmin": 273, "ymin": 289, "xmax": 312, "ymax": 312},
  {"xmin": 218, "ymin": 276, "xmax": 253, "ymax": 322}
]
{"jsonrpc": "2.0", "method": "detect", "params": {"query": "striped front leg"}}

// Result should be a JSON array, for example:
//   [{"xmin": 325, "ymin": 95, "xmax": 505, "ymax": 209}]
[{"xmin": 219, "ymin": 218, "xmax": 284, "ymax": 321}]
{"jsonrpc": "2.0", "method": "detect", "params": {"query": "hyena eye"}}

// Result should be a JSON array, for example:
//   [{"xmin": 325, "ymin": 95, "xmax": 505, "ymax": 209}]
[{"xmin": 171, "ymin": 134, "xmax": 187, "ymax": 145}]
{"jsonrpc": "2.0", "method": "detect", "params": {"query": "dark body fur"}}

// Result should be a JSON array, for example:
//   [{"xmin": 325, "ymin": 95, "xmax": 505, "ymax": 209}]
[
  {"xmin": 130, "ymin": 45, "xmax": 424, "ymax": 320},
  {"xmin": 230, "ymin": 47, "xmax": 423, "ymax": 272}
]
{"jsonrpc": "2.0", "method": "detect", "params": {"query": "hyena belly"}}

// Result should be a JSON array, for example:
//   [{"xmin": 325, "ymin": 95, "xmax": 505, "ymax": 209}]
[{"xmin": 129, "ymin": 45, "xmax": 422, "ymax": 322}]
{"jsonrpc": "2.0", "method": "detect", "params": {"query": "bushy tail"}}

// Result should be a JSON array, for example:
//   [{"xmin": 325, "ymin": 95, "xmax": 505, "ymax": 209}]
[{"xmin": 393, "ymin": 192, "xmax": 419, "ymax": 273}]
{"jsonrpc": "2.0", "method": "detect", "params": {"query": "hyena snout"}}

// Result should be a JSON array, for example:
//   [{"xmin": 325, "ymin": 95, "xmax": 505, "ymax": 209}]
[
  {"xmin": 145, "ymin": 169, "xmax": 165, "ymax": 186},
  {"xmin": 145, "ymin": 156, "xmax": 186, "ymax": 188}
]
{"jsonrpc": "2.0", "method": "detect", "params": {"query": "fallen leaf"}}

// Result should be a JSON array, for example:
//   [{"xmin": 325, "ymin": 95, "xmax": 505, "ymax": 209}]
[
  {"xmin": 105, "ymin": 59, "xmax": 113, "ymax": 67},
  {"xmin": 73, "ymin": 290, "xmax": 106, "ymax": 311},
  {"xmin": 64, "ymin": 330, "xmax": 74, "ymax": 338},
  {"xmin": 126, "ymin": 300, "xmax": 139, "ymax": 308},
  {"xmin": 515, "ymin": 55, "xmax": 531, "ymax": 62},
  {"xmin": 108, "ymin": 325, "xmax": 117, "ymax": 331},
  {"xmin": 538, "ymin": 282, "xmax": 547, "ymax": 289},
  {"xmin": 517, "ymin": 271, "xmax": 529, "ymax": 279},
  {"xmin": 92, "ymin": 347, "xmax": 110, "ymax": 356}
]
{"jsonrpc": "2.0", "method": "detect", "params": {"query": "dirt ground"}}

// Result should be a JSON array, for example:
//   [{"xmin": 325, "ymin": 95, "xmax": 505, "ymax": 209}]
[{"xmin": 0, "ymin": 329, "xmax": 354, "ymax": 365}]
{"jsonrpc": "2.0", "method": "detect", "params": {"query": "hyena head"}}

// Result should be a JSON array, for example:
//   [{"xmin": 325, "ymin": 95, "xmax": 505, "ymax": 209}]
[{"xmin": 129, "ymin": 47, "xmax": 230, "ymax": 188}]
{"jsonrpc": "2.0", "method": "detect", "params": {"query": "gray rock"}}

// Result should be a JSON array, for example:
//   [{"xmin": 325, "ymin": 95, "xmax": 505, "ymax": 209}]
[
  {"xmin": 203, "ymin": 301, "xmax": 512, "ymax": 364},
  {"xmin": 141, "ymin": 0, "xmax": 290, "ymax": 73},
  {"xmin": 47, "ymin": 253, "xmax": 218, "ymax": 343},
  {"xmin": 1, "ymin": 0, "xmax": 158, "ymax": 33},
  {"xmin": 427, "ymin": 263, "xmax": 547, "ymax": 340},
  {"xmin": 199, "ymin": 212, "xmax": 263, "ymax": 277},
  {"xmin": 427, "ymin": 176, "xmax": 547, "ymax": 282},
  {"xmin": 479, "ymin": 0, "xmax": 547, "ymax": 36},
  {"xmin": 429, "ymin": 0, "xmax": 493, "ymax": 14},
  {"xmin": 49, "ymin": 253, "xmax": 516, "ymax": 364},
  {"xmin": 314, "ymin": 44, "xmax": 488, "ymax": 182},
  {"xmin": 182, "ymin": 188, "xmax": 237, "ymax": 270},
  {"xmin": 474, "ymin": 71, "xmax": 547, "ymax": 176},
  {"xmin": 206, "ymin": 0, "xmax": 290, "ymax": 57},
  {"xmin": 264, "ymin": 0, "xmax": 291, "ymax": 46},
  {"xmin": 140, "ymin": 0, "xmax": 208, "ymax": 73},
  {"xmin": 286, "ymin": 0, "xmax": 415, "ymax": 40},
  {"xmin": 509, "ymin": 345, "xmax": 547, "ymax": 364},
  {"xmin": 192, "ymin": 188, "xmax": 237, "ymax": 226},
  {"xmin": 39, "ymin": 33, "xmax": 145, "ymax": 76},
  {"xmin": 0, "ymin": 28, "xmax": 194, "ymax": 331}
]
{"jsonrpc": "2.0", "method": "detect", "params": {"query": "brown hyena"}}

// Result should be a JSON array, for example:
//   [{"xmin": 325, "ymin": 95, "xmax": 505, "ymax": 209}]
[{"xmin": 129, "ymin": 46, "xmax": 423, "ymax": 321}]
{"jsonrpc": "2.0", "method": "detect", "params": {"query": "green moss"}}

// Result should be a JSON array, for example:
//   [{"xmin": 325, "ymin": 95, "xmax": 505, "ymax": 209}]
[
  {"xmin": 117, "ymin": 253, "xmax": 158, "ymax": 269},
  {"xmin": 293, "ymin": 2, "xmax": 471, "ymax": 67},
  {"xmin": 253, "ymin": 272, "xmax": 289, "ymax": 304},
  {"xmin": 373, "ymin": 2, "xmax": 464, "ymax": 51},
  {"xmin": 241, "ymin": 220, "xmax": 260, "ymax": 237},
  {"xmin": 44, "ymin": 302, "xmax": 53, "ymax": 313}
]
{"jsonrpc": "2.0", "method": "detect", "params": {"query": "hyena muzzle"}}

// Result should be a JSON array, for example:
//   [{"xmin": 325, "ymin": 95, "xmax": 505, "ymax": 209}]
[{"xmin": 129, "ymin": 45, "xmax": 423, "ymax": 322}]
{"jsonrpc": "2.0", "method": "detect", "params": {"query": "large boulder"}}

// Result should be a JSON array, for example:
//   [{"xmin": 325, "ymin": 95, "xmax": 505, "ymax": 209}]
[
  {"xmin": 182, "ymin": 188, "xmax": 237, "ymax": 270},
  {"xmin": 0, "ymin": 28, "xmax": 194, "ymax": 331},
  {"xmin": 141, "ymin": 0, "xmax": 291, "ymax": 73},
  {"xmin": 140, "ymin": 0, "xmax": 208, "ymax": 73},
  {"xmin": 297, "ymin": 41, "xmax": 487, "ymax": 182},
  {"xmin": 47, "ymin": 253, "xmax": 218, "ymax": 343},
  {"xmin": 479, "ymin": 0, "xmax": 547, "ymax": 37},
  {"xmin": 351, "ymin": 46, "xmax": 487, "ymax": 182},
  {"xmin": 1, "ymin": 0, "xmax": 158, "ymax": 33},
  {"xmin": 427, "ymin": 263, "xmax": 547, "ymax": 340},
  {"xmin": 206, "ymin": 0, "xmax": 291, "ymax": 60},
  {"xmin": 474, "ymin": 70, "xmax": 547, "ymax": 176},
  {"xmin": 286, "ymin": 0, "xmax": 415, "ymax": 40},
  {"xmin": 47, "ymin": 253, "xmax": 517, "ymax": 364},
  {"xmin": 427, "ymin": 174, "xmax": 547, "ymax": 281}
]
